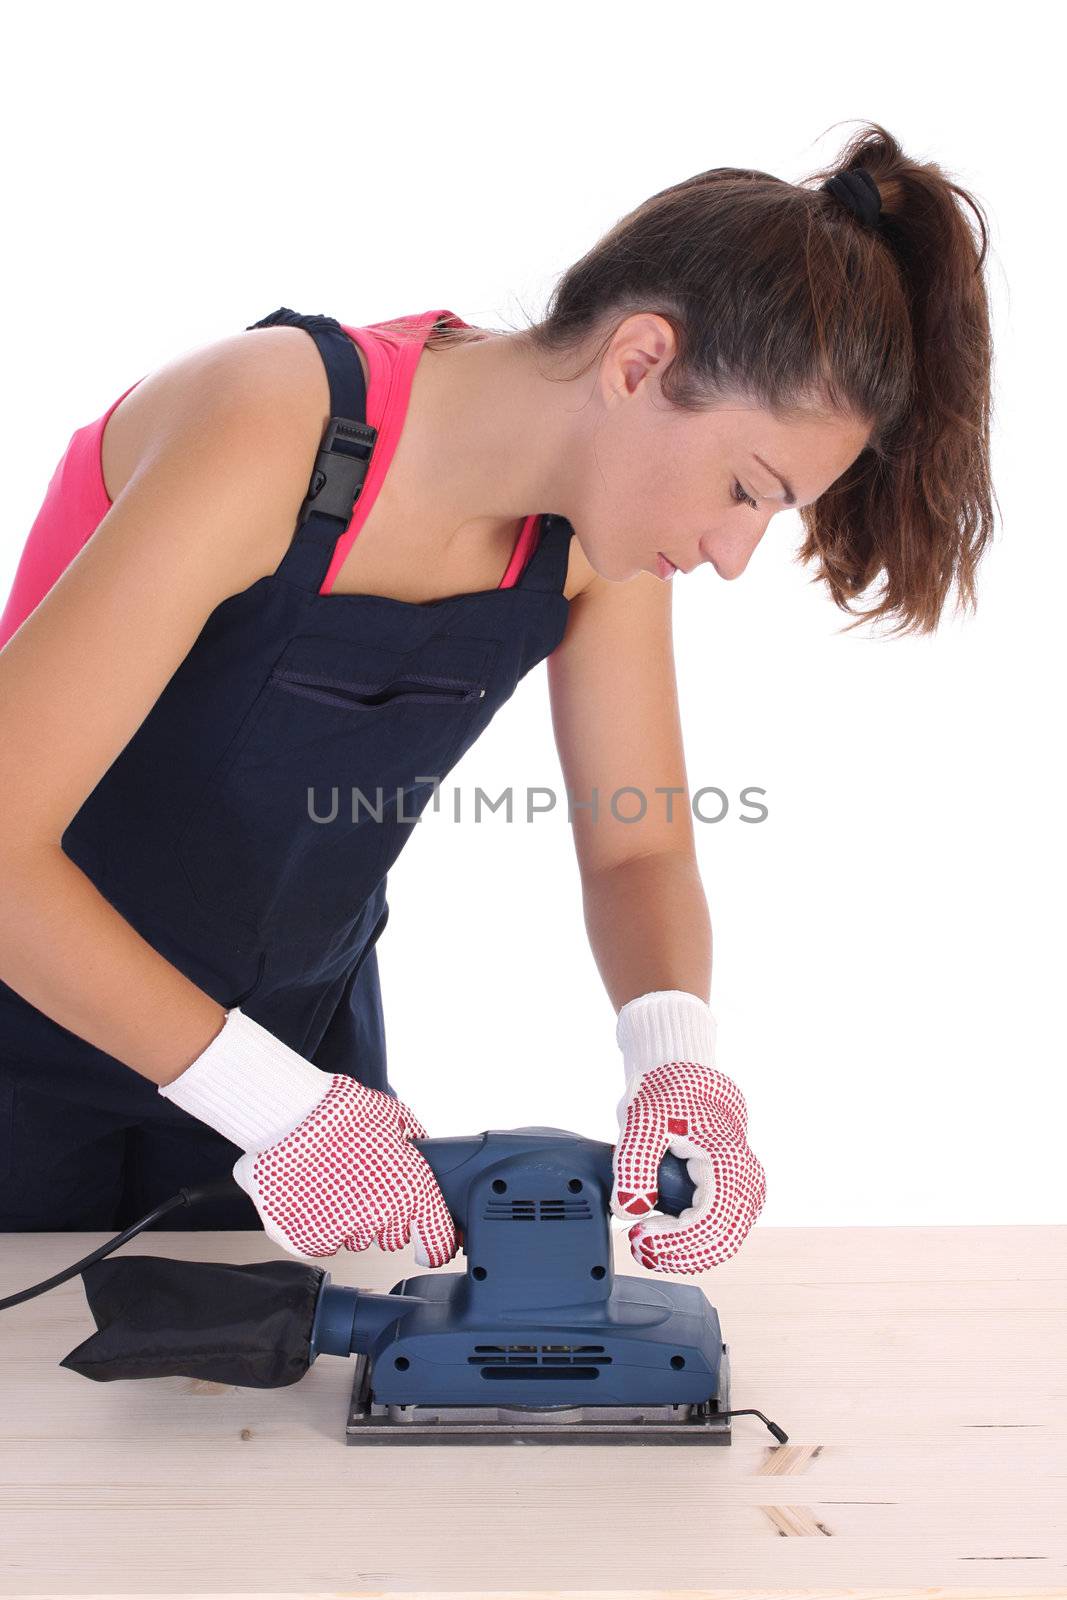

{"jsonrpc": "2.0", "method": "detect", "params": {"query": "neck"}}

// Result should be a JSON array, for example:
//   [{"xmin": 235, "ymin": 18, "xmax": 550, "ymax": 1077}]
[{"xmin": 391, "ymin": 328, "xmax": 581, "ymax": 552}]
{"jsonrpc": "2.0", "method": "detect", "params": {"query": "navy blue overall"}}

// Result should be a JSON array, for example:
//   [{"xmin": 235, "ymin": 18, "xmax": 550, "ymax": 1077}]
[{"xmin": 0, "ymin": 307, "xmax": 573, "ymax": 1233}]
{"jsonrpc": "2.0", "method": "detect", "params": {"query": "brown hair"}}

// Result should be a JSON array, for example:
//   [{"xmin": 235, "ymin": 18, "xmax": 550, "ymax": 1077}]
[{"xmin": 498, "ymin": 121, "xmax": 999, "ymax": 636}]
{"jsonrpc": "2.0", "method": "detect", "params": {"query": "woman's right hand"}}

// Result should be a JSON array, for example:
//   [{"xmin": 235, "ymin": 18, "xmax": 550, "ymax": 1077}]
[
  {"xmin": 232, "ymin": 1074, "xmax": 456, "ymax": 1263},
  {"xmin": 158, "ymin": 1006, "xmax": 457, "ymax": 1265}
]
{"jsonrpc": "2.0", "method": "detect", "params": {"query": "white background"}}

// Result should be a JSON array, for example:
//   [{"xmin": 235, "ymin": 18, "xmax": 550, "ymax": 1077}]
[{"xmin": 1, "ymin": 0, "xmax": 1061, "ymax": 1225}]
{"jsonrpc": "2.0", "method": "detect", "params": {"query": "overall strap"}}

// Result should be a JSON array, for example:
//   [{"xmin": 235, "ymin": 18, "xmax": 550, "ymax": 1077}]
[
  {"xmin": 245, "ymin": 306, "xmax": 375, "ymax": 594},
  {"xmin": 513, "ymin": 513, "xmax": 575, "ymax": 597}
]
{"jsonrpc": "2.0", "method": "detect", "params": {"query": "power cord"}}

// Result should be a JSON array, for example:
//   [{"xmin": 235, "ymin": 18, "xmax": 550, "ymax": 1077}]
[{"xmin": 0, "ymin": 1179, "xmax": 237, "ymax": 1310}]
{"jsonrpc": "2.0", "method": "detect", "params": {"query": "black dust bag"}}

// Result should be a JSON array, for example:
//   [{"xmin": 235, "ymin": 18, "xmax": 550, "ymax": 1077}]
[{"xmin": 59, "ymin": 1254, "xmax": 326, "ymax": 1388}]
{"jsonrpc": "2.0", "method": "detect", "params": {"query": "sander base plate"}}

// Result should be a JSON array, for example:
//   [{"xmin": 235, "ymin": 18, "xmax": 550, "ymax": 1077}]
[{"xmin": 345, "ymin": 1343, "xmax": 733, "ymax": 1446}]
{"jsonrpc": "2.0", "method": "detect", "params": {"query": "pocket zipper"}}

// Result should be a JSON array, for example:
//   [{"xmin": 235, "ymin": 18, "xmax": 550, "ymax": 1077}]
[{"xmin": 270, "ymin": 666, "xmax": 487, "ymax": 710}]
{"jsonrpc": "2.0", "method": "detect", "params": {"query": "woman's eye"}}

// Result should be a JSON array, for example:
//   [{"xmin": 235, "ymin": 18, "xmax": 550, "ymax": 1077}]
[{"xmin": 732, "ymin": 481, "xmax": 759, "ymax": 510}]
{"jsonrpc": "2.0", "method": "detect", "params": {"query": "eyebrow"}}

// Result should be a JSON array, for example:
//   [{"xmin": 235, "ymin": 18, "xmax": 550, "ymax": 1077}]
[{"xmin": 752, "ymin": 453, "xmax": 798, "ymax": 507}]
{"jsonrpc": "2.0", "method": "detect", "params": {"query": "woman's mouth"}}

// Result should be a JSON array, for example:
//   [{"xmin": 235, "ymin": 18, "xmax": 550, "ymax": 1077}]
[{"xmin": 656, "ymin": 552, "xmax": 677, "ymax": 580}]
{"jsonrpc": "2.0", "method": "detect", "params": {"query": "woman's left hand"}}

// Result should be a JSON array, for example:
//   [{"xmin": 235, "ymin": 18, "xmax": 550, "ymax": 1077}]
[{"xmin": 609, "ymin": 990, "xmax": 767, "ymax": 1274}]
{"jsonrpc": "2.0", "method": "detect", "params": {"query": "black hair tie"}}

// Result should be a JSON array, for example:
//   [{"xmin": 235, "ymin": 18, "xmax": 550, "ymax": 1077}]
[{"xmin": 820, "ymin": 166, "xmax": 883, "ymax": 229}]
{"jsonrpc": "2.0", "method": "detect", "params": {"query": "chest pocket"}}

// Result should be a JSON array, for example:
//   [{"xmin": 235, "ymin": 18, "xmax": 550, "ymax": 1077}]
[{"xmin": 175, "ymin": 633, "xmax": 500, "ymax": 945}]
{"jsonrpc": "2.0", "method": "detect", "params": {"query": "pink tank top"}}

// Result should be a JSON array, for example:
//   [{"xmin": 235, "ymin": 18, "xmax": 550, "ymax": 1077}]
[{"xmin": 0, "ymin": 311, "xmax": 543, "ymax": 652}]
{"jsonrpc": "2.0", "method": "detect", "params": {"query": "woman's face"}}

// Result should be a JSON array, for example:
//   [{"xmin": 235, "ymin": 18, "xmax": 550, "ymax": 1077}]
[{"xmin": 565, "ymin": 313, "xmax": 872, "ymax": 584}]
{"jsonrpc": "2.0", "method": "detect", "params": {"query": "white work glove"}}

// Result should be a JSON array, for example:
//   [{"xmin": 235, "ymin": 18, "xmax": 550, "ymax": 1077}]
[
  {"xmin": 158, "ymin": 1006, "xmax": 456, "ymax": 1267},
  {"xmin": 609, "ymin": 990, "xmax": 766, "ymax": 1274}
]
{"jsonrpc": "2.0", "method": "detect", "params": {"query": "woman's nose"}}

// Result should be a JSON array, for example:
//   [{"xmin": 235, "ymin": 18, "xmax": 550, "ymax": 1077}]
[{"xmin": 708, "ymin": 521, "xmax": 770, "ymax": 581}]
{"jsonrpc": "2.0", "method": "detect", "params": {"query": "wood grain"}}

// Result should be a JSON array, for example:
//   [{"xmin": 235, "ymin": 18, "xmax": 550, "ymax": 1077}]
[{"xmin": 0, "ymin": 1223, "xmax": 1064, "ymax": 1596}]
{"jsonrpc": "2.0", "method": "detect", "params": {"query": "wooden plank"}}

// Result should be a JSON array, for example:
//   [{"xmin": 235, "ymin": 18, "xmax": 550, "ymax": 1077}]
[{"xmin": 0, "ymin": 1225, "xmax": 1064, "ymax": 1595}]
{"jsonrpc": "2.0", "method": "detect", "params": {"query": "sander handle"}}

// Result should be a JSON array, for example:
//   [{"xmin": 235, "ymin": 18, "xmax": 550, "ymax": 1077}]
[{"xmin": 408, "ymin": 1128, "xmax": 696, "ymax": 1229}]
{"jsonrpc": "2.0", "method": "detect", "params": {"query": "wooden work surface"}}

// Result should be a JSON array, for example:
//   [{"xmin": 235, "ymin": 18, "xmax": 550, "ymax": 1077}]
[{"xmin": 0, "ymin": 1223, "xmax": 1064, "ymax": 1598}]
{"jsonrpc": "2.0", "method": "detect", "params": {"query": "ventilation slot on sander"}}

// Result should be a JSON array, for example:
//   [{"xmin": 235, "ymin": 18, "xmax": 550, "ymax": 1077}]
[
  {"xmin": 470, "ymin": 1343, "xmax": 612, "ymax": 1378},
  {"xmin": 483, "ymin": 1198, "xmax": 594, "ymax": 1222}
]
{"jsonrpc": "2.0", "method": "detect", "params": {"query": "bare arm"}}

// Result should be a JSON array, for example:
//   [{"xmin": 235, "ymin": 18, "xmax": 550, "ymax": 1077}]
[
  {"xmin": 0, "ymin": 332, "xmax": 328, "ymax": 1085},
  {"xmin": 547, "ymin": 568, "xmax": 712, "ymax": 1011}
]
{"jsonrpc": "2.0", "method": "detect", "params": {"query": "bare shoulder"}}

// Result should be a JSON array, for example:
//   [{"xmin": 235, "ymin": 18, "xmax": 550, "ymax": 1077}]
[{"xmin": 100, "ymin": 323, "xmax": 337, "ymax": 508}]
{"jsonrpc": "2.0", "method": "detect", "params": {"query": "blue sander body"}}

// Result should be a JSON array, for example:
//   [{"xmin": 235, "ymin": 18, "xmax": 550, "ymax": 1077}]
[
  {"xmin": 312, "ymin": 1127, "xmax": 778, "ymax": 1446},
  {"xmin": 45, "ymin": 1125, "xmax": 788, "ymax": 1446}
]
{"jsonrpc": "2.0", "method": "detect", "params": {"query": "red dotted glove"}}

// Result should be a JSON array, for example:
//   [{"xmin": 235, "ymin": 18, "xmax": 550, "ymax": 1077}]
[
  {"xmin": 609, "ymin": 990, "xmax": 766, "ymax": 1274},
  {"xmin": 159, "ymin": 1006, "xmax": 457, "ymax": 1266},
  {"xmin": 232, "ymin": 1074, "xmax": 457, "ymax": 1265}
]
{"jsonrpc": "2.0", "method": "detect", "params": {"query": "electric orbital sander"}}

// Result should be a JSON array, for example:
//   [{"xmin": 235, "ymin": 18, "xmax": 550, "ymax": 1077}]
[{"xmin": 36, "ymin": 1126, "xmax": 788, "ymax": 1446}]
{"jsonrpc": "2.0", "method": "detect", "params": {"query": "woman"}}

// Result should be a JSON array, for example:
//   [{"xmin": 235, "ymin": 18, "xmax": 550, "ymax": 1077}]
[{"xmin": 0, "ymin": 122, "xmax": 995, "ymax": 1276}]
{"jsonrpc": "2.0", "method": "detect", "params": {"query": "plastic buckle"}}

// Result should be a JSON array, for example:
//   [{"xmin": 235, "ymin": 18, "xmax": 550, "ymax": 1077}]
[{"xmin": 297, "ymin": 416, "xmax": 378, "ymax": 529}]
